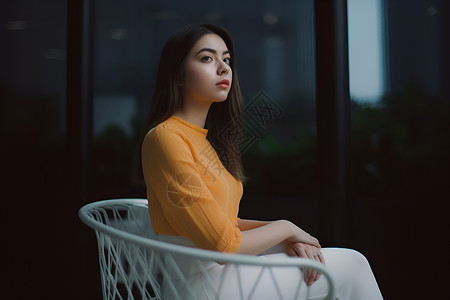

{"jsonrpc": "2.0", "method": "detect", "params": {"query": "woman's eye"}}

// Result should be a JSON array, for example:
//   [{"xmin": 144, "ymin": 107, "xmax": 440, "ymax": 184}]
[
  {"xmin": 201, "ymin": 56, "xmax": 212, "ymax": 62},
  {"xmin": 223, "ymin": 57, "xmax": 231, "ymax": 65}
]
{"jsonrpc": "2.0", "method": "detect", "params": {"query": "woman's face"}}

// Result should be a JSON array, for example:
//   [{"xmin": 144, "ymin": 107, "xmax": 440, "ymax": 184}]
[{"xmin": 181, "ymin": 33, "xmax": 232, "ymax": 103}]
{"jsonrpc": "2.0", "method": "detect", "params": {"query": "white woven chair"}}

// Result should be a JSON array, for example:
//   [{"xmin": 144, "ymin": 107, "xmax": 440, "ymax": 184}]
[{"xmin": 78, "ymin": 198, "xmax": 336, "ymax": 300}]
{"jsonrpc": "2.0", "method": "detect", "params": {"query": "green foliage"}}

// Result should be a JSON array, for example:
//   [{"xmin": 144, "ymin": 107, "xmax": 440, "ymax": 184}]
[
  {"xmin": 350, "ymin": 82, "xmax": 450, "ymax": 201},
  {"xmin": 90, "ymin": 116, "xmax": 145, "ymax": 194}
]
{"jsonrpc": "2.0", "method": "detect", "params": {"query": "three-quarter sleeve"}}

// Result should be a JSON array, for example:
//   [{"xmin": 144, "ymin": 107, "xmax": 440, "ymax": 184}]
[{"xmin": 142, "ymin": 125, "xmax": 242, "ymax": 253}]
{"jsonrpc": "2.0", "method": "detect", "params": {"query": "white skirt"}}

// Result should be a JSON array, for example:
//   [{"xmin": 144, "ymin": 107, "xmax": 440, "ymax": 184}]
[{"xmin": 157, "ymin": 234, "xmax": 383, "ymax": 300}]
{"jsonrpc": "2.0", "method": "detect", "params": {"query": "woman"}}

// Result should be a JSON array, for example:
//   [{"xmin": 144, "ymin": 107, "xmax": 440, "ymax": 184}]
[{"xmin": 140, "ymin": 23, "xmax": 383, "ymax": 299}]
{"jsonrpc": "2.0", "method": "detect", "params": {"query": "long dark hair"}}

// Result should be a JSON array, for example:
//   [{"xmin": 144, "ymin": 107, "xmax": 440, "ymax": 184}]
[{"xmin": 135, "ymin": 23, "xmax": 248, "ymax": 184}]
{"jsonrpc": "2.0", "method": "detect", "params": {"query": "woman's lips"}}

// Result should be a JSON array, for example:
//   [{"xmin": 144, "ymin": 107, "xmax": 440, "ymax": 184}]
[{"xmin": 216, "ymin": 79, "xmax": 230, "ymax": 88}]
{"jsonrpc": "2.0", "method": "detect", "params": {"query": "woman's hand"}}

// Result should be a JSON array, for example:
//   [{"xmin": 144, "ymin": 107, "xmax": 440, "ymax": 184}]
[
  {"xmin": 284, "ymin": 240, "xmax": 325, "ymax": 286},
  {"xmin": 284, "ymin": 222, "xmax": 321, "ymax": 249}
]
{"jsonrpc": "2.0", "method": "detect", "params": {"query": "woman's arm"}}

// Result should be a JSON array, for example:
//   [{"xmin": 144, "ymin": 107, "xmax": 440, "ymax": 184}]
[
  {"xmin": 237, "ymin": 219, "xmax": 320, "ymax": 255},
  {"xmin": 142, "ymin": 128, "xmax": 242, "ymax": 253},
  {"xmin": 237, "ymin": 218, "xmax": 325, "ymax": 286},
  {"xmin": 237, "ymin": 218, "xmax": 271, "ymax": 231}
]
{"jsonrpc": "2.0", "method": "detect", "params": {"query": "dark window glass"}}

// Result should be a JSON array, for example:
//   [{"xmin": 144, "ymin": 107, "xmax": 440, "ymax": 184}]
[{"xmin": 347, "ymin": 0, "xmax": 449, "ymax": 298}]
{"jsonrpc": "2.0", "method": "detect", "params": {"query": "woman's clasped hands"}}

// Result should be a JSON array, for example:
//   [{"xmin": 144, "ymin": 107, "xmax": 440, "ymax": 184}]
[{"xmin": 283, "ymin": 224, "xmax": 325, "ymax": 286}]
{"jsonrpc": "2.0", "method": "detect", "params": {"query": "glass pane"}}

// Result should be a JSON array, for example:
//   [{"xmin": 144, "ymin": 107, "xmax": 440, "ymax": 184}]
[
  {"xmin": 0, "ymin": 0, "xmax": 68, "ymax": 296},
  {"xmin": 90, "ymin": 0, "xmax": 318, "ymax": 232},
  {"xmin": 347, "ymin": 0, "xmax": 449, "ymax": 298}
]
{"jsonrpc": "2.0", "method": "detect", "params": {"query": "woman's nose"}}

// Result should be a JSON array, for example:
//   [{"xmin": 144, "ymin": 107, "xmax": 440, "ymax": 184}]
[{"xmin": 217, "ymin": 62, "xmax": 230, "ymax": 75}]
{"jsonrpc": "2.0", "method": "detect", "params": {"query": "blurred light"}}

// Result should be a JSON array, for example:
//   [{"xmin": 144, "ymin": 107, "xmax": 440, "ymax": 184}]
[
  {"xmin": 110, "ymin": 28, "xmax": 128, "ymax": 40},
  {"xmin": 263, "ymin": 12, "xmax": 278, "ymax": 25},
  {"xmin": 6, "ymin": 20, "xmax": 27, "ymax": 30},
  {"xmin": 426, "ymin": 6, "xmax": 438, "ymax": 16},
  {"xmin": 348, "ymin": 0, "xmax": 385, "ymax": 103}
]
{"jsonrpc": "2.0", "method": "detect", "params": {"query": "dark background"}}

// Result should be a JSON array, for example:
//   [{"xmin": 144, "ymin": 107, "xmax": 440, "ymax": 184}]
[{"xmin": 1, "ymin": 0, "xmax": 449, "ymax": 299}]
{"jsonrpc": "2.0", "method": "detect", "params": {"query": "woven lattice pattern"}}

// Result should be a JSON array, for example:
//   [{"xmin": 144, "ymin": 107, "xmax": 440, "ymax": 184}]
[{"xmin": 79, "ymin": 199, "xmax": 335, "ymax": 300}]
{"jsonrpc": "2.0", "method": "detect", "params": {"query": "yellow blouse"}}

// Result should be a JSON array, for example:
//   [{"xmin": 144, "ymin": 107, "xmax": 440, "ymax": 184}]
[{"xmin": 142, "ymin": 115, "xmax": 243, "ymax": 253}]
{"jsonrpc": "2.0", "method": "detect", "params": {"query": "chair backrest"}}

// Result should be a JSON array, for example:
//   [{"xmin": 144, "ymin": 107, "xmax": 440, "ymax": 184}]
[{"xmin": 79, "ymin": 198, "xmax": 335, "ymax": 300}]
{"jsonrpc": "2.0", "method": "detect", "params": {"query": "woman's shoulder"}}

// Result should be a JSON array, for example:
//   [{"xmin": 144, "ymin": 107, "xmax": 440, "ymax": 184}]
[{"xmin": 143, "ymin": 118, "xmax": 186, "ymax": 146}]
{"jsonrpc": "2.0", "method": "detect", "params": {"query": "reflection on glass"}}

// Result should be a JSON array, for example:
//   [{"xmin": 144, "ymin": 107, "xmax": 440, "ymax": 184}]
[{"xmin": 347, "ymin": 0, "xmax": 386, "ymax": 104}]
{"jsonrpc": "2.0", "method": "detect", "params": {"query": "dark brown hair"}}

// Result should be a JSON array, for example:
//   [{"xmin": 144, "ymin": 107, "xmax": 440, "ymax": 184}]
[{"xmin": 135, "ymin": 23, "xmax": 248, "ymax": 184}]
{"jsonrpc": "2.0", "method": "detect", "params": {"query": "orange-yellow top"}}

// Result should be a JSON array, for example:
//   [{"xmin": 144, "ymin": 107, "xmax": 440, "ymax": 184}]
[{"xmin": 142, "ymin": 115, "xmax": 243, "ymax": 253}]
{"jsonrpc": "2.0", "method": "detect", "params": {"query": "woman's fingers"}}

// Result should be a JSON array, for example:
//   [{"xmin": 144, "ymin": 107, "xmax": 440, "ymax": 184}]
[
  {"xmin": 306, "ymin": 235, "xmax": 321, "ymax": 248},
  {"xmin": 308, "ymin": 252, "xmax": 320, "ymax": 286},
  {"xmin": 318, "ymin": 252, "xmax": 325, "ymax": 265},
  {"xmin": 304, "ymin": 250, "xmax": 312, "ymax": 285},
  {"xmin": 300, "ymin": 244, "xmax": 324, "ymax": 286},
  {"xmin": 313, "ymin": 252, "xmax": 323, "ymax": 281},
  {"xmin": 312, "ymin": 236, "xmax": 321, "ymax": 248},
  {"xmin": 286, "ymin": 245, "xmax": 298, "ymax": 257},
  {"xmin": 303, "ymin": 247, "xmax": 319, "ymax": 286},
  {"xmin": 286, "ymin": 241, "xmax": 325, "ymax": 286}
]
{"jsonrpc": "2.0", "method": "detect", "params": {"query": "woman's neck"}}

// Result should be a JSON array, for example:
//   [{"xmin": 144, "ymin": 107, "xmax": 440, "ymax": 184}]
[{"xmin": 173, "ymin": 96, "xmax": 213, "ymax": 129}]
